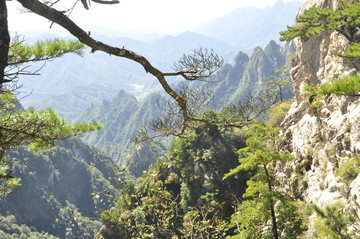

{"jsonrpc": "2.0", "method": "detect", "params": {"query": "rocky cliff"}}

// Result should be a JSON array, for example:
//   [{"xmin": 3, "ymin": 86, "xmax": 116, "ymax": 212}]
[{"xmin": 280, "ymin": 0, "xmax": 360, "ymax": 221}]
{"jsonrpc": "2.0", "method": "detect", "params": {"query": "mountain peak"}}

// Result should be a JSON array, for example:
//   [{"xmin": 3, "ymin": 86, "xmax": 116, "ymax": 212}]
[
  {"xmin": 264, "ymin": 40, "xmax": 281, "ymax": 52},
  {"xmin": 234, "ymin": 51, "xmax": 249, "ymax": 64},
  {"xmin": 274, "ymin": 0, "xmax": 286, "ymax": 6}
]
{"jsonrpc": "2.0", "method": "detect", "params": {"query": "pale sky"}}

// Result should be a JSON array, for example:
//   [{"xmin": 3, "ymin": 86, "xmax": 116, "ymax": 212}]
[{"xmin": 8, "ymin": 0, "xmax": 305, "ymax": 36}]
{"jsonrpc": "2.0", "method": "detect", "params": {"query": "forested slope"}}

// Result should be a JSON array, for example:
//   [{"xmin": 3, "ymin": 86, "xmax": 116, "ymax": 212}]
[
  {"xmin": 0, "ymin": 139, "xmax": 121, "ymax": 238},
  {"xmin": 99, "ymin": 124, "xmax": 249, "ymax": 238}
]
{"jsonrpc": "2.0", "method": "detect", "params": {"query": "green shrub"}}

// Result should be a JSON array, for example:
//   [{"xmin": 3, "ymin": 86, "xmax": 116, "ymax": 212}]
[
  {"xmin": 339, "ymin": 43, "xmax": 360, "ymax": 58},
  {"xmin": 336, "ymin": 155, "xmax": 360, "ymax": 186},
  {"xmin": 311, "ymin": 203, "xmax": 358, "ymax": 239},
  {"xmin": 267, "ymin": 99, "xmax": 294, "ymax": 127}
]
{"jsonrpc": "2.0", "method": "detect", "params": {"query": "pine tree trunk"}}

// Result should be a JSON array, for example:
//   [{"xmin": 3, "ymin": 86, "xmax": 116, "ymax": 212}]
[
  {"xmin": 0, "ymin": 0, "xmax": 10, "ymax": 88},
  {"xmin": 264, "ymin": 165, "xmax": 279, "ymax": 239}
]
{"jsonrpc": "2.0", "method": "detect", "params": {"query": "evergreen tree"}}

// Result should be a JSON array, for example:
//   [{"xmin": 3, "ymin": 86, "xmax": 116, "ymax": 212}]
[
  {"xmin": 261, "ymin": 66, "xmax": 292, "ymax": 102},
  {"xmin": 224, "ymin": 124, "xmax": 305, "ymax": 238},
  {"xmin": 100, "ymin": 123, "xmax": 246, "ymax": 238},
  {"xmin": 280, "ymin": 2, "xmax": 360, "ymax": 43},
  {"xmin": 312, "ymin": 203, "xmax": 358, "ymax": 239},
  {"xmin": 280, "ymin": 2, "xmax": 360, "ymax": 62},
  {"xmin": 0, "ymin": 37, "xmax": 101, "ymax": 195}
]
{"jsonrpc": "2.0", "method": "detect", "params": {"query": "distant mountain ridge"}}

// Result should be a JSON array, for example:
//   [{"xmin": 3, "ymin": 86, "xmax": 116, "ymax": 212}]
[
  {"xmin": 196, "ymin": 1, "xmax": 303, "ymax": 50},
  {"xmin": 1, "ymin": 2, "xmax": 304, "ymax": 237},
  {"xmin": 16, "ymin": 0, "xmax": 296, "ymax": 181},
  {"xmin": 21, "ymin": 31, "xmax": 236, "ymax": 122},
  {"xmin": 207, "ymin": 40, "xmax": 293, "ymax": 107},
  {"xmin": 20, "ymin": 1, "xmax": 301, "ymax": 121},
  {"xmin": 76, "ymin": 91, "xmax": 167, "ymax": 165},
  {"xmin": 77, "ymin": 41, "xmax": 292, "ymax": 176}
]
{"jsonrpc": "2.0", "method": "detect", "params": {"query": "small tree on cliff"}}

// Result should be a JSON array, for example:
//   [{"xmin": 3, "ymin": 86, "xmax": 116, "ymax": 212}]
[
  {"xmin": 261, "ymin": 66, "xmax": 292, "ymax": 102},
  {"xmin": 280, "ymin": 2, "xmax": 360, "ymax": 65},
  {"xmin": 280, "ymin": 2, "xmax": 360, "ymax": 69},
  {"xmin": 224, "ymin": 124, "xmax": 305, "ymax": 238}
]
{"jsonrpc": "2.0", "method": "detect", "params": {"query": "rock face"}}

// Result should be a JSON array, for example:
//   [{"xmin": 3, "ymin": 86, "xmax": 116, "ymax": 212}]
[
  {"xmin": 211, "ymin": 40, "xmax": 293, "ymax": 108},
  {"xmin": 281, "ymin": 0, "xmax": 360, "ymax": 212},
  {"xmin": 291, "ymin": 0, "xmax": 358, "ymax": 100}
]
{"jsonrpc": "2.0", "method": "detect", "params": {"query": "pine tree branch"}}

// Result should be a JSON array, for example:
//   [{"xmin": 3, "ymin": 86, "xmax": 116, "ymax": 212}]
[{"xmin": 16, "ymin": 0, "xmax": 189, "ymax": 121}]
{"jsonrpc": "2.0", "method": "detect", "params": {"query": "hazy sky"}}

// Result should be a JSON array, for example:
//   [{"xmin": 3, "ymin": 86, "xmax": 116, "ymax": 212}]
[{"xmin": 8, "ymin": 0, "xmax": 305, "ymax": 35}]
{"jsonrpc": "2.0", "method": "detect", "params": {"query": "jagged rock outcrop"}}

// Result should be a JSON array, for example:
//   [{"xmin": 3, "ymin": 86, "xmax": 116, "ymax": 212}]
[
  {"xmin": 124, "ymin": 141, "xmax": 166, "ymax": 178},
  {"xmin": 280, "ymin": 0, "xmax": 360, "ymax": 217},
  {"xmin": 211, "ymin": 40, "xmax": 293, "ymax": 107}
]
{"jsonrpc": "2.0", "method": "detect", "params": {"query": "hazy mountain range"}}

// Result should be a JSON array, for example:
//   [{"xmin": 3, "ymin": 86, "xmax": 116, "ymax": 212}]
[
  {"xmin": 76, "ymin": 40, "xmax": 292, "ymax": 168},
  {"xmin": 196, "ymin": 1, "xmax": 302, "ymax": 50}
]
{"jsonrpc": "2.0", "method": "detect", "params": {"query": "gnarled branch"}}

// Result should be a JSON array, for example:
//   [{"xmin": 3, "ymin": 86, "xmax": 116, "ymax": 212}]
[
  {"xmin": 16, "ymin": 0, "xmax": 223, "ymax": 139},
  {"xmin": 16, "ymin": 0, "xmax": 190, "ymax": 118}
]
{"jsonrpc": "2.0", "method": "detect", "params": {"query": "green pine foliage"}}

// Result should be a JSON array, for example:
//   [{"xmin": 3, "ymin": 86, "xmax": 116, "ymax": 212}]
[
  {"xmin": 336, "ymin": 156, "xmax": 360, "ymax": 186},
  {"xmin": 0, "ymin": 37, "xmax": 97, "ymax": 195},
  {"xmin": 100, "ymin": 122, "xmax": 309, "ymax": 238},
  {"xmin": 0, "ymin": 94, "xmax": 101, "ymax": 196},
  {"xmin": 8, "ymin": 38, "xmax": 84, "ymax": 65},
  {"xmin": 261, "ymin": 66, "xmax": 293, "ymax": 102},
  {"xmin": 339, "ymin": 42, "xmax": 360, "ymax": 58},
  {"xmin": 303, "ymin": 74, "xmax": 360, "ymax": 100},
  {"xmin": 0, "ymin": 161, "xmax": 21, "ymax": 196},
  {"xmin": 280, "ymin": 7, "xmax": 336, "ymax": 41},
  {"xmin": 280, "ymin": 2, "xmax": 360, "ymax": 42},
  {"xmin": 224, "ymin": 124, "xmax": 305, "ymax": 238},
  {"xmin": 267, "ymin": 99, "xmax": 294, "ymax": 127},
  {"xmin": 0, "ymin": 93, "xmax": 101, "ymax": 154},
  {"xmin": 312, "ymin": 203, "xmax": 358, "ymax": 239},
  {"xmin": 280, "ymin": 2, "xmax": 360, "ymax": 59}
]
